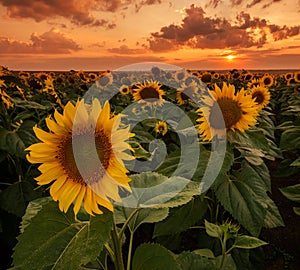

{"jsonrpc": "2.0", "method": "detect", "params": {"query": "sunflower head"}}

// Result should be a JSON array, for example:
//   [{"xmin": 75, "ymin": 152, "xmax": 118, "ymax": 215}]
[
  {"xmin": 132, "ymin": 80, "xmax": 165, "ymax": 106},
  {"xmin": 248, "ymin": 85, "xmax": 271, "ymax": 110},
  {"xmin": 176, "ymin": 81, "xmax": 198, "ymax": 105},
  {"xmin": 197, "ymin": 83, "xmax": 258, "ymax": 141},
  {"xmin": 201, "ymin": 72, "xmax": 212, "ymax": 84},
  {"xmin": 294, "ymin": 72, "xmax": 300, "ymax": 83},
  {"xmin": 119, "ymin": 85, "xmax": 131, "ymax": 95},
  {"xmin": 260, "ymin": 74, "xmax": 274, "ymax": 87},
  {"xmin": 155, "ymin": 121, "xmax": 168, "ymax": 136},
  {"xmin": 26, "ymin": 99, "xmax": 134, "ymax": 216},
  {"xmin": 247, "ymin": 78, "xmax": 261, "ymax": 89}
]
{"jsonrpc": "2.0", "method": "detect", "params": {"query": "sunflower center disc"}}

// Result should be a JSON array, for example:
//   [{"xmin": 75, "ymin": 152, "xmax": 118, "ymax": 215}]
[
  {"xmin": 252, "ymin": 91, "xmax": 264, "ymax": 104},
  {"xmin": 58, "ymin": 128, "xmax": 112, "ymax": 185},
  {"xmin": 139, "ymin": 87, "xmax": 160, "ymax": 100},
  {"xmin": 264, "ymin": 78, "xmax": 271, "ymax": 85},
  {"xmin": 209, "ymin": 98, "xmax": 242, "ymax": 129}
]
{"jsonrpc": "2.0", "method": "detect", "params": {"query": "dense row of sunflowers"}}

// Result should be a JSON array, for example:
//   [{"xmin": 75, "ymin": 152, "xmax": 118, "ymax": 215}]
[{"xmin": 0, "ymin": 64, "xmax": 299, "ymax": 269}]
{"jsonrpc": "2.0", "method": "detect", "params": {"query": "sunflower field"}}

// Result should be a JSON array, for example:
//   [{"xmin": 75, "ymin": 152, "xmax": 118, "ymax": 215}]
[{"xmin": 0, "ymin": 64, "xmax": 299, "ymax": 270}]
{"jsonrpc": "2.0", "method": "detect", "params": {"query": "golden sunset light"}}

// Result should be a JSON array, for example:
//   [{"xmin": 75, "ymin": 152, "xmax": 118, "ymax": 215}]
[{"xmin": 0, "ymin": 0, "xmax": 299, "ymax": 70}]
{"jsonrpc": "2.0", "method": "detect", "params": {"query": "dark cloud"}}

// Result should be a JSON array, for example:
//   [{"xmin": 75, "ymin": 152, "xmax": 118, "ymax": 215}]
[
  {"xmin": 148, "ymin": 5, "xmax": 300, "ymax": 52},
  {"xmin": 206, "ymin": 0, "xmax": 222, "ymax": 8},
  {"xmin": 0, "ymin": 0, "xmax": 117, "ymax": 27},
  {"xmin": 207, "ymin": 0, "xmax": 283, "ymax": 8},
  {"xmin": 107, "ymin": 44, "xmax": 147, "ymax": 54},
  {"xmin": 135, "ymin": 0, "xmax": 162, "ymax": 12},
  {"xmin": 0, "ymin": 0, "xmax": 165, "ymax": 26},
  {"xmin": 0, "ymin": 29, "xmax": 81, "ymax": 54}
]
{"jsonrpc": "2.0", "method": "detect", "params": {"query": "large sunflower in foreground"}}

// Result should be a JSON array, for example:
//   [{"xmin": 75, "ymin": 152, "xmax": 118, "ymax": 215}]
[
  {"xmin": 197, "ymin": 83, "xmax": 258, "ymax": 141},
  {"xmin": 247, "ymin": 85, "xmax": 271, "ymax": 111},
  {"xmin": 132, "ymin": 80, "xmax": 165, "ymax": 106},
  {"xmin": 26, "ymin": 99, "xmax": 134, "ymax": 216}
]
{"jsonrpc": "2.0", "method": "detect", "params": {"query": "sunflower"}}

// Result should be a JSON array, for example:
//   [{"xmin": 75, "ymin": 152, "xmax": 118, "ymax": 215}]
[
  {"xmin": 284, "ymin": 72, "xmax": 293, "ymax": 81},
  {"xmin": 197, "ymin": 83, "xmax": 258, "ymax": 141},
  {"xmin": 201, "ymin": 72, "xmax": 212, "ymax": 84},
  {"xmin": 132, "ymin": 80, "xmax": 165, "ymax": 106},
  {"xmin": 174, "ymin": 70, "xmax": 187, "ymax": 82},
  {"xmin": 97, "ymin": 72, "xmax": 113, "ymax": 88},
  {"xmin": 155, "ymin": 121, "xmax": 168, "ymax": 136},
  {"xmin": 247, "ymin": 85, "xmax": 271, "ymax": 110},
  {"xmin": 260, "ymin": 74, "xmax": 274, "ymax": 87},
  {"xmin": 243, "ymin": 72, "xmax": 253, "ymax": 81},
  {"xmin": 294, "ymin": 72, "xmax": 300, "ymax": 83},
  {"xmin": 247, "ymin": 78, "xmax": 261, "ymax": 89},
  {"xmin": 119, "ymin": 85, "xmax": 131, "ymax": 95},
  {"xmin": 287, "ymin": 78, "xmax": 296, "ymax": 86},
  {"xmin": 176, "ymin": 81, "xmax": 198, "ymax": 105},
  {"xmin": 0, "ymin": 86, "xmax": 14, "ymax": 109},
  {"xmin": 26, "ymin": 99, "xmax": 134, "ymax": 216}
]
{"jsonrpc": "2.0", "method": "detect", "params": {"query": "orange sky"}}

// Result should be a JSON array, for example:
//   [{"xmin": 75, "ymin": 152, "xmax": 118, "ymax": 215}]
[{"xmin": 0, "ymin": 0, "xmax": 299, "ymax": 70}]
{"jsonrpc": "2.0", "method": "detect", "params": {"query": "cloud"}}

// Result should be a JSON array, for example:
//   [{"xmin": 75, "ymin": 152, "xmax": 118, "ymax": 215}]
[
  {"xmin": 135, "ymin": 0, "xmax": 162, "ymax": 12},
  {"xmin": 0, "ymin": 0, "xmax": 166, "ymax": 26},
  {"xmin": 207, "ymin": 0, "xmax": 283, "ymax": 8},
  {"xmin": 0, "ymin": 0, "xmax": 116, "ymax": 27},
  {"xmin": 0, "ymin": 29, "xmax": 81, "ymax": 54},
  {"xmin": 147, "ymin": 5, "xmax": 300, "ymax": 51},
  {"xmin": 107, "ymin": 44, "xmax": 147, "ymax": 54}
]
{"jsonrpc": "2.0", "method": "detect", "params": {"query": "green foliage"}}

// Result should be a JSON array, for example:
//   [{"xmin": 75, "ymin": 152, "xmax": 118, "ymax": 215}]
[
  {"xmin": 132, "ymin": 243, "xmax": 181, "ymax": 270},
  {"xmin": 12, "ymin": 199, "xmax": 113, "ymax": 270}
]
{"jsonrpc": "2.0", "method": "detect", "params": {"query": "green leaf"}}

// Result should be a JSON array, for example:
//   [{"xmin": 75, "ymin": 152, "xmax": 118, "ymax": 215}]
[
  {"xmin": 0, "ymin": 128, "xmax": 26, "ymax": 157},
  {"xmin": 176, "ymin": 251, "xmax": 215, "ymax": 270},
  {"xmin": 233, "ymin": 235, "xmax": 268, "ymax": 249},
  {"xmin": 204, "ymin": 220, "xmax": 223, "ymax": 239},
  {"xmin": 279, "ymin": 184, "xmax": 300, "ymax": 203},
  {"xmin": 12, "ymin": 200, "xmax": 113, "ymax": 270},
  {"xmin": 153, "ymin": 196, "xmax": 208, "ymax": 237},
  {"xmin": 114, "ymin": 206, "xmax": 169, "ymax": 232},
  {"xmin": 20, "ymin": 197, "xmax": 52, "ymax": 233},
  {"xmin": 121, "ymin": 172, "xmax": 200, "ymax": 209},
  {"xmin": 214, "ymin": 254, "xmax": 236, "ymax": 270},
  {"xmin": 0, "ymin": 181, "xmax": 42, "ymax": 217},
  {"xmin": 193, "ymin": 249, "xmax": 215, "ymax": 259},
  {"xmin": 290, "ymin": 157, "xmax": 300, "ymax": 166},
  {"xmin": 212, "ymin": 173, "xmax": 266, "ymax": 236},
  {"xmin": 263, "ymin": 198, "xmax": 284, "ymax": 228},
  {"xmin": 130, "ymin": 141, "xmax": 151, "ymax": 159},
  {"xmin": 132, "ymin": 243, "xmax": 181, "ymax": 270},
  {"xmin": 293, "ymin": 207, "xmax": 300, "ymax": 215}
]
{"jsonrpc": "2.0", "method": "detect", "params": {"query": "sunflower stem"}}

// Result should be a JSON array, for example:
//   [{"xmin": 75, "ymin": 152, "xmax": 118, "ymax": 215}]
[
  {"xmin": 118, "ymin": 208, "xmax": 140, "ymax": 240},
  {"xmin": 126, "ymin": 229, "xmax": 135, "ymax": 270},
  {"xmin": 111, "ymin": 222, "xmax": 125, "ymax": 270}
]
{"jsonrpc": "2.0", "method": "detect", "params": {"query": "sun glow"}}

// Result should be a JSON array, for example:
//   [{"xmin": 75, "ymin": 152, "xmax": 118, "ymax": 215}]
[{"xmin": 226, "ymin": 55, "xmax": 236, "ymax": 61}]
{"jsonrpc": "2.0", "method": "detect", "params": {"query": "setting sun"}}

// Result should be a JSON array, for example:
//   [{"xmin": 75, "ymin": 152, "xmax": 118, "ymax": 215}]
[{"xmin": 226, "ymin": 55, "xmax": 236, "ymax": 61}]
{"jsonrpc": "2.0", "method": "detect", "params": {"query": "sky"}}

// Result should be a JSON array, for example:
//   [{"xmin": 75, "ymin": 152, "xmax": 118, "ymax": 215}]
[{"xmin": 0, "ymin": 0, "xmax": 300, "ymax": 71}]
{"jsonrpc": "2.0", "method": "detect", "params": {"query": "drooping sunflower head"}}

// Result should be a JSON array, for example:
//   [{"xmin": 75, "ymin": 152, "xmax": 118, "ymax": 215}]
[
  {"xmin": 26, "ymin": 99, "xmax": 134, "ymax": 216},
  {"xmin": 155, "ymin": 121, "xmax": 168, "ymax": 136},
  {"xmin": 197, "ymin": 83, "xmax": 258, "ymax": 141},
  {"xmin": 132, "ymin": 80, "xmax": 165, "ymax": 106},
  {"xmin": 260, "ymin": 74, "xmax": 274, "ymax": 87},
  {"xmin": 247, "ymin": 85, "xmax": 271, "ymax": 111}
]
